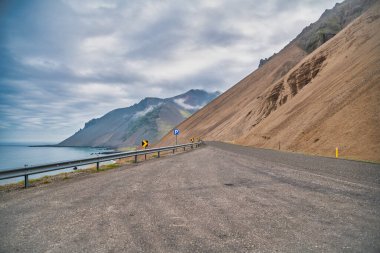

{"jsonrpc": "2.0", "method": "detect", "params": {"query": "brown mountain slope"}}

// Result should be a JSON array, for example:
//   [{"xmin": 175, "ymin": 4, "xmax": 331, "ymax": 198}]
[{"xmin": 159, "ymin": 2, "xmax": 380, "ymax": 162}]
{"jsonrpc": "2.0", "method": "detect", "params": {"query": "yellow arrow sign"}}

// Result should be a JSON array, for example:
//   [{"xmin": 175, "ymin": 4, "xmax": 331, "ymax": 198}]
[{"xmin": 142, "ymin": 140, "xmax": 149, "ymax": 148}]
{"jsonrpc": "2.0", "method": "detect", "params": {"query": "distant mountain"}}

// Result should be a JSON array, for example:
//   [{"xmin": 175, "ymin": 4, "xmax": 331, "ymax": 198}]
[
  {"xmin": 59, "ymin": 89, "xmax": 220, "ymax": 148},
  {"xmin": 158, "ymin": 0, "xmax": 380, "ymax": 162}
]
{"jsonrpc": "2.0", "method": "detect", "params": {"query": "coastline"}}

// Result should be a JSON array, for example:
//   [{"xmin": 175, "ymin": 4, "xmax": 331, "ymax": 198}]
[
  {"xmin": 29, "ymin": 144, "xmax": 120, "ymax": 155},
  {"xmin": 0, "ymin": 145, "xmax": 119, "ymax": 185}
]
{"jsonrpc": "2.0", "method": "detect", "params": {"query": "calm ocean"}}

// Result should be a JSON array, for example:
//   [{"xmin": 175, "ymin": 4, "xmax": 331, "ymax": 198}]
[{"xmin": 0, "ymin": 143, "xmax": 111, "ymax": 185}]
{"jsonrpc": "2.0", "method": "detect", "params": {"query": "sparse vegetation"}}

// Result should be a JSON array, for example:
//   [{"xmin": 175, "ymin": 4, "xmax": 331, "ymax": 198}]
[
  {"xmin": 117, "ymin": 147, "xmax": 136, "ymax": 152},
  {"xmin": 30, "ymin": 175, "xmax": 51, "ymax": 184},
  {"xmin": 96, "ymin": 163, "xmax": 120, "ymax": 172}
]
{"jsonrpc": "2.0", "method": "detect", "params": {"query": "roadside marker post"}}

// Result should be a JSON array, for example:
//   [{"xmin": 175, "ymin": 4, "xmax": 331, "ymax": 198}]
[{"xmin": 336, "ymin": 147, "xmax": 339, "ymax": 158}]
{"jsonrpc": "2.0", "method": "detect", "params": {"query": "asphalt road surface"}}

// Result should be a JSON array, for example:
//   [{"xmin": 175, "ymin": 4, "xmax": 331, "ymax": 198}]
[{"xmin": 1, "ymin": 142, "xmax": 379, "ymax": 253}]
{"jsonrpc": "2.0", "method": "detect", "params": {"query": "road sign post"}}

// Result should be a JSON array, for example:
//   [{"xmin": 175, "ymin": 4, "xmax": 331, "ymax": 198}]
[
  {"xmin": 142, "ymin": 140, "xmax": 148, "ymax": 149},
  {"xmin": 142, "ymin": 140, "xmax": 148, "ymax": 159},
  {"xmin": 173, "ymin": 129, "xmax": 180, "ymax": 145}
]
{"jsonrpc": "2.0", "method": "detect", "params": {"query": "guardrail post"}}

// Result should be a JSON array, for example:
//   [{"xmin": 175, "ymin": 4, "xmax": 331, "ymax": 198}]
[
  {"xmin": 183, "ymin": 147, "xmax": 185, "ymax": 151},
  {"xmin": 173, "ymin": 149, "xmax": 175, "ymax": 154},
  {"xmin": 134, "ymin": 155, "xmax": 137, "ymax": 163},
  {"xmin": 24, "ymin": 175, "xmax": 29, "ymax": 188},
  {"xmin": 158, "ymin": 151, "xmax": 160, "ymax": 158},
  {"xmin": 145, "ymin": 154, "xmax": 147, "ymax": 160},
  {"xmin": 191, "ymin": 144, "xmax": 193, "ymax": 149},
  {"xmin": 96, "ymin": 162, "xmax": 99, "ymax": 171}
]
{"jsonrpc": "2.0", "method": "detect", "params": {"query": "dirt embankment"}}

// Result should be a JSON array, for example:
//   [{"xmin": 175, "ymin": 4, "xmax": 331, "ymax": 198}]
[{"xmin": 158, "ymin": 3, "xmax": 380, "ymax": 162}]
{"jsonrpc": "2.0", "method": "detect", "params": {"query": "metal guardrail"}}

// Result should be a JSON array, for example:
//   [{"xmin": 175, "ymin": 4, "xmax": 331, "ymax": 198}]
[{"xmin": 0, "ymin": 142, "xmax": 202, "ymax": 188}]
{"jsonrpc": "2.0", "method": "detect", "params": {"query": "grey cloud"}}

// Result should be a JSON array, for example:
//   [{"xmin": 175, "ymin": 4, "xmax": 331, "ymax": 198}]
[
  {"xmin": 197, "ymin": 28, "xmax": 247, "ymax": 47},
  {"xmin": 0, "ymin": 0, "xmax": 338, "ymax": 142}
]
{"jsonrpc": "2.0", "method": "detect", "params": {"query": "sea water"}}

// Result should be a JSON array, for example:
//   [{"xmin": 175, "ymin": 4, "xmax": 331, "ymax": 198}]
[{"xmin": 0, "ymin": 143, "xmax": 112, "ymax": 185}]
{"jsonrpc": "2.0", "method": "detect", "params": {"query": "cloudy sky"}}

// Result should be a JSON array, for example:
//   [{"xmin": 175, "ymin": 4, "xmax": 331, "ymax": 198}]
[{"xmin": 0, "ymin": 0, "xmax": 338, "ymax": 143}]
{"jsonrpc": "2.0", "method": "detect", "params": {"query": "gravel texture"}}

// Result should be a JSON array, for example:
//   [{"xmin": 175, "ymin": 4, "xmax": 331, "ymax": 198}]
[{"xmin": 1, "ymin": 142, "xmax": 379, "ymax": 252}]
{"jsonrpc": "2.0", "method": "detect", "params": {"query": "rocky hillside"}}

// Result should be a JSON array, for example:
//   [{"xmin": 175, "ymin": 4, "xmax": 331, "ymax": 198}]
[
  {"xmin": 59, "ymin": 89, "xmax": 219, "ymax": 148},
  {"xmin": 158, "ymin": 0, "xmax": 380, "ymax": 162}
]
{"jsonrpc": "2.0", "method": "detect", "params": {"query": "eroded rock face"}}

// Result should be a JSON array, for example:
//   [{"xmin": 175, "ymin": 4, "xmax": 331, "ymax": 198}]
[
  {"xmin": 287, "ymin": 54, "xmax": 326, "ymax": 96},
  {"xmin": 263, "ymin": 81, "xmax": 284, "ymax": 117},
  {"xmin": 251, "ymin": 53, "xmax": 326, "ymax": 127}
]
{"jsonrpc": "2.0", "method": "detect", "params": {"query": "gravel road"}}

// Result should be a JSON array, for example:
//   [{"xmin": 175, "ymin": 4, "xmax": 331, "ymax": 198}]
[{"xmin": 1, "ymin": 142, "xmax": 379, "ymax": 252}]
